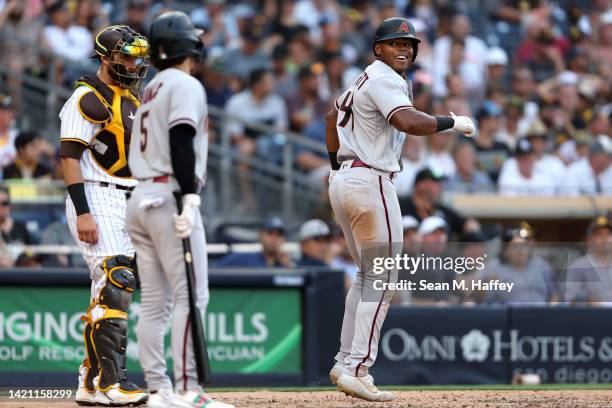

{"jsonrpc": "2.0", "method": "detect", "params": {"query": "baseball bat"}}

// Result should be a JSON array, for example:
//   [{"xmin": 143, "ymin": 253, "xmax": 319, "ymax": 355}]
[{"xmin": 176, "ymin": 194, "xmax": 212, "ymax": 386}]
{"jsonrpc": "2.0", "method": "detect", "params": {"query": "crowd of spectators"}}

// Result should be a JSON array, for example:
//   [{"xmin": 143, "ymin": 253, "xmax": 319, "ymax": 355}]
[{"xmin": 0, "ymin": 1, "xmax": 609, "ymax": 280}]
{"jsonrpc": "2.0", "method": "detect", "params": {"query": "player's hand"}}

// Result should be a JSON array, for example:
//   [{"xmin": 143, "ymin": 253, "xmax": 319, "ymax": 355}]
[
  {"xmin": 173, "ymin": 194, "xmax": 201, "ymax": 239},
  {"xmin": 328, "ymin": 169, "xmax": 337, "ymax": 185},
  {"xmin": 77, "ymin": 213, "xmax": 99, "ymax": 244},
  {"xmin": 450, "ymin": 111, "xmax": 476, "ymax": 137}
]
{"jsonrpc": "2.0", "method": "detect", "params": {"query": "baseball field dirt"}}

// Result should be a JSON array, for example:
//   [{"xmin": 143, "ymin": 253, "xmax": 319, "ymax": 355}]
[{"xmin": 3, "ymin": 388, "xmax": 612, "ymax": 408}]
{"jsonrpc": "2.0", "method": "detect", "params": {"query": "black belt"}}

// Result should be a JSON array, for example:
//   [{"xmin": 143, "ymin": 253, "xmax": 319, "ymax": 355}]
[{"xmin": 98, "ymin": 182, "xmax": 134, "ymax": 192}]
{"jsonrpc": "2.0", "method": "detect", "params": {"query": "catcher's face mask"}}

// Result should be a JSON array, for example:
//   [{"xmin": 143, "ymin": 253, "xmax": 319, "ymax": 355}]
[{"xmin": 107, "ymin": 34, "xmax": 150, "ymax": 92}]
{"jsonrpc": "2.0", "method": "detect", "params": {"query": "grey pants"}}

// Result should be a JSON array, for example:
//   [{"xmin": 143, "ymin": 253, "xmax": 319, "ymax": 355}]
[{"xmin": 126, "ymin": 181, "xmax": 209, "ymax": 392}]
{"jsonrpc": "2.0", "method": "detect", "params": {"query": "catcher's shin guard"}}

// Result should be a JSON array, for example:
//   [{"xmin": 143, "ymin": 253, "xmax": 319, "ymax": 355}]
[
  {"xmin": 81, "ymin": 320, "xmax": 100, "ymax": 391},
  {"xmin": 90, "ymin": 255, "xmax": 136, "ymax": 391}
]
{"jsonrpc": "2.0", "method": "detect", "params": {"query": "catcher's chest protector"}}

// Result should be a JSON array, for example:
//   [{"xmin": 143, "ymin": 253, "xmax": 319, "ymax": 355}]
[{"xmin": 76, "ymin": 75, "xmax": 140, "ymax": 178}]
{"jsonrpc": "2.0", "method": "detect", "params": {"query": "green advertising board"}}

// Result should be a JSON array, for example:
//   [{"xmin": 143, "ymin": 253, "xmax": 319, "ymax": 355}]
[{"xmin": 0, "ymin": 287, "xmax": 301, "ymax": 374}]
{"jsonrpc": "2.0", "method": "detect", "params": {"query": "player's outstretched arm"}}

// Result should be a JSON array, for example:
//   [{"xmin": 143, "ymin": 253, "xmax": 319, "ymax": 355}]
[
  {"xmin": 59, "ymin": 152, "xmax": 99, "ymax": 244},
  {"xmin": 390, "ymin": 108, "xmax": 475, "ymax": 137}
]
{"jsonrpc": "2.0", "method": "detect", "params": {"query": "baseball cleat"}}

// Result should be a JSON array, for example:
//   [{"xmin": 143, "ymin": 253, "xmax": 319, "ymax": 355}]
[
  {"xmin": 99, "ymin": 382, "xmax": 148, "ymax": 406},
  {"xmin": 147, "ymin": 388, "xmax": 192, "ymax": 408},
  {"xmin": 176, "ymin": 390, "xmax": 235, "ymax": 408},
  {"xmin": 337, "ymin": 373, "xmax": 395, "ymax": 402},
  {"xmin": 329, "ymin": 363, "xmax": 344, "ymax": 385},
  {"xmin": 76, "ymin": 386, "xmax": 110, "ymax": 406}
]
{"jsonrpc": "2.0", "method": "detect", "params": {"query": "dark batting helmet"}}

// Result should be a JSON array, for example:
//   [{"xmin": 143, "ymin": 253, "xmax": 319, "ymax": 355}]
[
  {"xmin": 373, "ymin": 17, "xmax": 421, "ymax": 62},
  {"xmin": 149, "ymin": 11, "xmax": 204, "ymax": 70},
  {"xmin": 92, "ymin": 25, "xmax": 150, "ymax": 91}
]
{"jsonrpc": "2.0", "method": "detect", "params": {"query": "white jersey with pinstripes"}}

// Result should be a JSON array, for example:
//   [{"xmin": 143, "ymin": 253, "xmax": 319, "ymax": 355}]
[
  {"xmin": 335, "ymin": 60, "xmax": 412, "ymax": 173},
  {"xmin": 59, "ymin": 86, "xmax": 138, "ymax": 188},
  {"xmin": 129, "ymin": 68, "xmax": 207, "ymax": 185}
]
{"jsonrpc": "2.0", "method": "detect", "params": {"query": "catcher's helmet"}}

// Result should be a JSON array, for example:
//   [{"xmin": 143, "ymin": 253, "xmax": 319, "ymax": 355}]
[
  {"xmin": 93, "ymin": 25, "xmax": 149, "ymax": 91},
  {"xmin": 374, "ymin": 17, "xmax": 420, "ymax": 62},
  {"xmin": 149, "ymin": 11, "xmax": 204, "ymax": 70}
]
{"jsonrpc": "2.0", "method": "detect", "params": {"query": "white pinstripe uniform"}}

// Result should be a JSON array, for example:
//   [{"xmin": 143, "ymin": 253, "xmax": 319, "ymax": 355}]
[
  {"xmin": 60, "ymin": 85, "xmax": 137, "ymax": 303},
  {"xmin": 330, "ymin": 60, "xmax": 411, "ymax": 377}
]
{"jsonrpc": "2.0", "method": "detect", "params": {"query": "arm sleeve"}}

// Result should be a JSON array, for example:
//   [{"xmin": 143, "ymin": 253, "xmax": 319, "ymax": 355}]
[
  {"xmin": 366, "ymin": 77, "xmax": 413, "ymax": 122},
  {"xmin": 169, "ymin": 124, "xmax": 197, "ymax": 195}
]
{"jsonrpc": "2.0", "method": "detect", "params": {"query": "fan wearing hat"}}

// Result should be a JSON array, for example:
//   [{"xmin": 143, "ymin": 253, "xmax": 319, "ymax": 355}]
[
  {"xmin": 565, "ymin": 216, "xmax": 612, "ymax": 304},
  {"xmin": 213, "ymin": 217, "xmax": 294, "ymax": 268},
  {"xmin": 400, "ymin": 168, "xmax": 477, "ymax": 236},
  {"xmin": 2, "ymin": 131, "xmax": 53, "ymax": 180},
  {"xmin": 297, "ymin": 219, "xmax": 331, "ymax": 267},
  {"xmin": 566, "ymin": 141, "xmax": 612, "ymax": 196},
  {"xmin": 498, "ymin": 138, "xmax": 556, "ymax": 196},
  {"xmin": 472, "ymin": 100, "xmax": 511, "ymax": 182}
]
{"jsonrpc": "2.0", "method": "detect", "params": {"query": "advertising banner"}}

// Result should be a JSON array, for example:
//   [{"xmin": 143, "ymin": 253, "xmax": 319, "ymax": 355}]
[{"xmin": 0, "ymin": 287, "xmax": 301, "ymax": 375}]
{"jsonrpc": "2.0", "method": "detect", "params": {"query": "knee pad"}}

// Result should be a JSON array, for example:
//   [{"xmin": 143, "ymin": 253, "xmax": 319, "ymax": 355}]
[{"xmin": 91, "ymin": 255, "xmax": 135, "ymax": 390}]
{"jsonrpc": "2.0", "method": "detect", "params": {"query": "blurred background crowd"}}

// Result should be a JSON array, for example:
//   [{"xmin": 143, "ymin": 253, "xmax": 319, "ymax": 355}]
[{"xmin": 0, "ymin": 0, "xmax": 609, "ymax": 304}]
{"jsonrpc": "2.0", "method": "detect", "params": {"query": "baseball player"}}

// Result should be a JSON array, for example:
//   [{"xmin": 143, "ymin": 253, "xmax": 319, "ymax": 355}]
[
  {"xmin": 59, "ymin": 25, "xmax": 149, "ymax": 406},
  {"xmin": 126, "ymin": 11, "xmax": 233, "ymax": 408},
  {"xmin": 327, "ymin": 17, "xmax": 475, "ymax": 401}
]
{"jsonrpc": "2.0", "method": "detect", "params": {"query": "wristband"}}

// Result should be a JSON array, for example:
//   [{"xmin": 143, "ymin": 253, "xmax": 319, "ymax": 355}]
[
  {"xmin": 67, "ymin": 183, "xmax": 90, "ymax": 215},
  {"xmin": 328, "ymin": 151, "xmax": 340, "ymax": 170},
  {"xmin": 435, "ymin": 116, "xmax": 455, "ymax": 132}
]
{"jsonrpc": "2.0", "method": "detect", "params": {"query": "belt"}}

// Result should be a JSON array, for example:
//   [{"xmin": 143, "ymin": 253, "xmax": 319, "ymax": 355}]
[
  {"xmin": 98, "ymin": 182, "xmax": 134, "ymax": 191},
  {"xmin": 348, "ymin": 160, "xmax": 396, "ymax": 180},
  {"xmin": 152, "ymin": 175, "xmax": 169, "ymax": 183}
]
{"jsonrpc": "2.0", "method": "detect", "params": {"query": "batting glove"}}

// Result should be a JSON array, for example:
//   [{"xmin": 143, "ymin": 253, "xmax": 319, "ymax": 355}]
[
  {"xmin": 450, "ymin": 111, "xmax": 476, "ymax": 137},
  {"xmin": 173, "ymin": 194, "xmax": 201, "ymax": 239},
  {"xmin": 328, "ymin": 169, "xmax": 337, "ymax": 185}
]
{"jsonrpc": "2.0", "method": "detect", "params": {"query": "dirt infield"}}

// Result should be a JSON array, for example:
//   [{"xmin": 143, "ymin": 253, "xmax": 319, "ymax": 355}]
[{"xmin": 3, "ymin": 390, "xmax": 612, "ymax": 408}]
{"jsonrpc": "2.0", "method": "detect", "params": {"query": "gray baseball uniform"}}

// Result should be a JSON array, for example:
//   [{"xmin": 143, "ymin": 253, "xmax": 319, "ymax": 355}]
[
  {"xmin": 329, "ymin": 60, "xmax": 411, "ymax": 377},
  {"xmin": 126, "ymin": 67, "xmax": 208, "ymax": 392}
]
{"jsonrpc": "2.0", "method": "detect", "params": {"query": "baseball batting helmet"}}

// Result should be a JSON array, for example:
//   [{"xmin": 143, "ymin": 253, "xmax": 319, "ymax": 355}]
[
  {"xmin": 149, "ymin": 11, "xmax": 204, "ymax": 70},
  {"xmin": 93, "ymin": 25, "xmax": 149, "ymax": 91},
  {"xmin": 374, "ymin": 17, "xmax": 421, "ymax": 62}
]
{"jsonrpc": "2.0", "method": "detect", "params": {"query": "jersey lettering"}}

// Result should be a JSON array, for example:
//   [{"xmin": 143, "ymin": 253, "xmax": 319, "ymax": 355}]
[
  {"xmin": 140, "ymin": 111, "xmax": 149, "ymax": 152},
  {"xmin": 355, "ymin": 72, "xmax": 369, "ymax": 90}
]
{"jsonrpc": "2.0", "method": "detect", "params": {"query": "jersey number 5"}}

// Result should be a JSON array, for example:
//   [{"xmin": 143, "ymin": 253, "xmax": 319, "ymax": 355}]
[{"xmin": 140, "ymin": 111, "xmax": 149, "ymax": 152}]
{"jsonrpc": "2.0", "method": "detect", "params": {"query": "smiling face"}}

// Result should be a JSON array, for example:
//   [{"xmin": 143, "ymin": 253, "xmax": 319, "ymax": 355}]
[{"xmin": 375, "ymin": 38, "xmax": 415, "ymax": 74}]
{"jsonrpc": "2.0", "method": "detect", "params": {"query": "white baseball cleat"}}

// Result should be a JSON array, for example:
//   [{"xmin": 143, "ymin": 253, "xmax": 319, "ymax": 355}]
[
  {"xmin": 100, "ymin": 382, "xmax": 148, "ymax": 406},
  {"xmin": 337, "ymin": 373, "xmax": 395, "ymax": 402},
  {"xmin": 75, "ymin": 386, "xmax": 110, "ymax": 406},
  {"xmin": 147, "ymin": 388, "xmax": 192, "ymax": 408},
  {"xmin": 176, "ymin": 390, "xmax": 235, "ymax": 408},
  {"xmin": 329, "ymin": 363, "xmax": 344, "ymax": 385}
]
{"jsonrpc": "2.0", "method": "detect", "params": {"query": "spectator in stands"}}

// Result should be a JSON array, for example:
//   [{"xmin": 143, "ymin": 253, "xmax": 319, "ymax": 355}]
[
  {"xmin": 213, "ymin": 217, "xmax": 294, "ymax": 268},
  {"xmin": 43, "ymin": 1, "xmax": 93, "ymax": 63},
  {"xmin": 200, "ymin": 54, "xmax": 233, "ymax": 109},
  {"xmin": 191, "ymin": 0, "xmax": 239, "ymax": 48},
  {"xmin": 445, "ymin": 141, "xmax": 495, "ymax": 194},
  {"xmin": 516, "ymin": 17, "xmax": 568, "ymax": 82},
  {"xmin": 121, "ymin": 0, "xmax": 149, "ymax": 37},
  {"xmin": 509, "ymin": 68, "xmax": 540, "ymax": 123},
  {"xmin": 497, "ymin": 96, "xmax": 529, "ymax": 150},
  {"xmin": 2, "ymin": 131, "xmax": 53, "ymax": 180},
  {"xmin": 485, "ymin": 47, "xmax": 509, "ymax": 91},
  {"xmin": 0, "ymin": 185, "xmax": 34, "ymax": 245},
  {"xmin": 296, "ymin": 218, "xmax": 330, "ymax": 267},
  {"xmin": 225, "ymin": 68, "xmax": 288, "ymax": 209},
  {"xmin": 0, "ymin": 0, "xmax": 46, "ymax": 90},
  {"xmin": 479, "ymin": 224, "xmax": 556, "ymax": 304},
  {"xmin": 400, "ymin": 168, "xmax": 479, "ymax": 236},
  {"xmin": 564, "ymin": 216, "xmax": 612, "ymax": 304},
  {"xmin": 41, "ymin": 214, "xmax": 86, "ymax": 267},
  {"xmin": 270, "ymin": 44, "xmax": 297, "ymax": 98},
  {"xmin": 292, "ymin": 0, "xmax": 339, "ymax": 46},
  {"xmin": 401, "ymin": 215, "xmax": 419, "ymax": 255},
  {"xmin": 424, "ymin": 131, "xmax": 456, "ymax": 178},
  {"xmin": 499, "ymin": 138, "xmax": 555, "ymax": 196},
  {"xmin": 74, "ymin": 0, "xmax": 109, "ymax": 34},
  {"xmin": 472, "ymin": 101, "xmax": 511, "ymax": 182},
  {"xmin": 431, "ymin": 13, "xmax": 487, "ymax": 99},
  {"xmin": 284, "ymin": 64, "xmax": 329, "ymax": 132},
  {"xmin": 454, "ymin": 230, "xmax": 489, "ymax": 304},
  {"xmin": 528, "ymin": 124, "xmax": 567, "ymax": 193},
  {"xmin": 565, "ymin": 141, "xmax": 612, "ymax": 196},
  {"xmin": 0, "ymin": 95, "xmax": 18, "ymax": 170},
  {"xmin": 395, "ymin": 135, "xmax": 425, "ymax": 198},
  {"xmin": 223, "ymin": 27, "xmax": 270, "ymax": 82}
]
